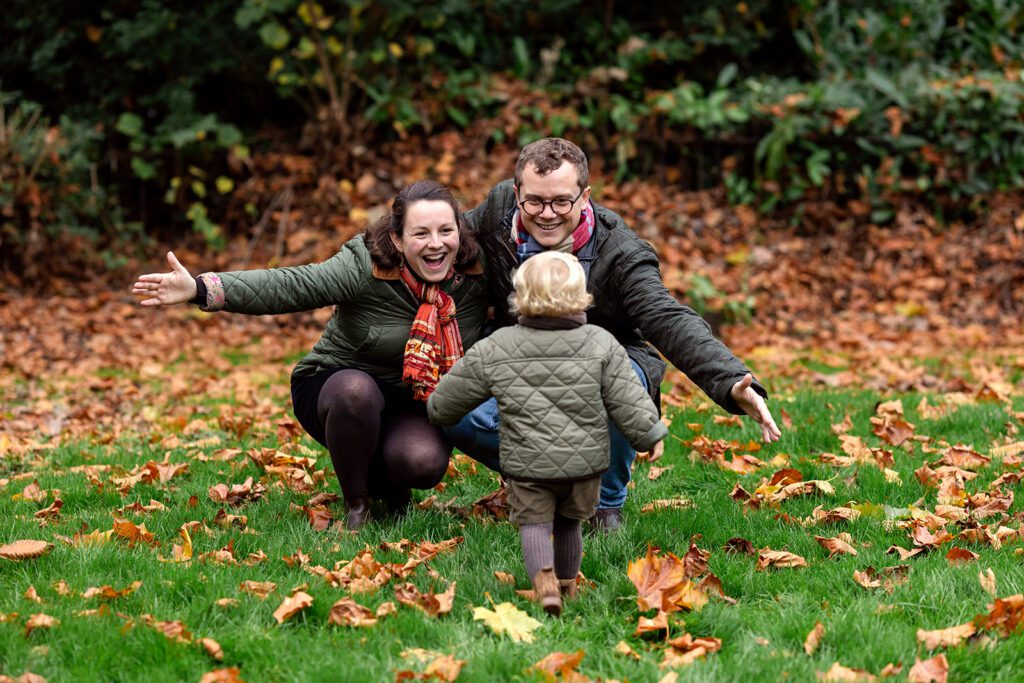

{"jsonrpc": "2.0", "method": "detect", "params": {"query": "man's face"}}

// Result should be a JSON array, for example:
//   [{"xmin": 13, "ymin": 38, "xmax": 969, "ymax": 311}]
[{"xmin": 514, "ymin": 161, "xmax": 591, "ymax": 249}]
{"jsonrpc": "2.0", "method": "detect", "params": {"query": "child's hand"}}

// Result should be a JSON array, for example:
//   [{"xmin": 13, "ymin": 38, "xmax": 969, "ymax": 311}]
[{"xmin": 730, "ymin": 373, "xmax": 781, "ymax": 443}]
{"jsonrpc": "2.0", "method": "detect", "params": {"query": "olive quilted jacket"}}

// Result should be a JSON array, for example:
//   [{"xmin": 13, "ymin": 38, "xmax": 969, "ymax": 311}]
[
  {"xmin": 195, "ymin": 234, "xmax": 488, "ymax": 388},
  {"xmin": 426, "ymin": 321, "xmax": 668, "ymax": 482}
]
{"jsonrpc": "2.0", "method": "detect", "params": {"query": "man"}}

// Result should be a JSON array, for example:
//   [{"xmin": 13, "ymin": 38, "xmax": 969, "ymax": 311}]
[{"xmin": 447, "ymin": 137, "xmax": 781, "ymax": 531}]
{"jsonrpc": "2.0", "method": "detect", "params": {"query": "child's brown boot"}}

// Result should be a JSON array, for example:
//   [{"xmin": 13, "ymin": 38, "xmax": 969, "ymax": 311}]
[
  {"xmin": 532, "ymin": 566, "xmax": 562, "ymax": 616},
  {"xmin": 558, "ymin": 578, "xmax": 578, "ymax": 599}
]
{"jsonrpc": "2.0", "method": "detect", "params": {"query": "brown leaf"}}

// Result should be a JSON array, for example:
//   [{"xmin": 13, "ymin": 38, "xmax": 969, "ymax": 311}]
[
  {"xmin": 979, "ymin": 568, "xmax": 997, "ymax": 597},
  {"xmin": 945, "ymin": 547, "xmax": 979, "ymax": 565},
  {"xmin": 682, "ymin": 543, "xmax": 710, "ymax": 579},
  {"xmin": 493, "ymin": 571, "xmax": 516, "ymax": 585},
  {"xmin": 82, "ymin": 580, "xmax": 142, "ymax": 600},
  {"xmin": 756, "ymin": 549, "xmax": 808, "ymax": 571},
  {"xmin": 916, "ymin": 622, "xmax": 975, "ymax": 649},
  {"xmin": 817, "ymin": 662, "xmax": 877, "ymax": 681},
  {"xmin": 907, "ymin": 653, "xmax": 948, "ymax": 683},
  {"xmin": 240, "ymin": 581, "xmax": 276, "ymax": 599},
  {"xmin": 634, "ymin": 610, "xmax": 668, "ymax": 637},
  {"xmin": 886, "ymin": 545, "xmax": 925, "ymax": 560},
  {"xmin": 804, "ymin": 621, "xmax": 825, "ymax": 655},
  {"xmin": 272, "ymin": 590, "xmax": 313, "ymax": 624},
  {"xmin": 640, "ymin": 498, "xmax": 694, "ymax": 513},
  {"xmin": 769, "ymin": 468, "xmax": 803, "ymax": 486},
  {"xmin": 975, "ymin": 594, "xmax": 1024, "ymax": 637},
  {"xmin": 24, "ymin": 613, "xmax": 59, "ymax": 637},
  {"xmin": 628, "ymin": 545, "xmax": 686, "ymax": 612},
  {"xmin": 723, "ymin": 537, "xmax": 756, "ymax": 555},
  {"xmin": 23, "ymin": 586, "xmax": 42, "ymax": 604},
  {"xmin": 328, "ymin": 598, "xmax": 378, "ymax": 627},
  {"xmin": 815, "ymin": 535, "xmax": 858, "ymax": 558},
  {"xmin": 0, "ymin": 540, "xmax": 54, "ymax": 561},
  {"xmin": 199, "ymin": 637, "xmax": 224, "ymax": 661},
  {"xmin": 393, "ymin": 581, "xmax": 455, "ymax": 618},
  {"xmin": 199, "ymin": 668, "xmax": 244, "ymax": 683},
  {"xmin": 648, "ymin": 465, "xmax": 673, "ymax": 480},
  {"xmin": 531, "ymin": 650, "xmax": 586, "ymax": 679},
  {"xmin": 614, "ymin": 641, "xmax": 641, "ymax": 659}
]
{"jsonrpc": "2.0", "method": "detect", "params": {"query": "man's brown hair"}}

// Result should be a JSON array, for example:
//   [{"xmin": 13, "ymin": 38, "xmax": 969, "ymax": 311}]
[{"xmin": 515, "ymin": 138, "xmax": 589, "ymax": 191}]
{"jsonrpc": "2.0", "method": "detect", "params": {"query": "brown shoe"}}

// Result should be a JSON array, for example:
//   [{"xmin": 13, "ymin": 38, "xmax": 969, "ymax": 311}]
[
  {"xmin": 532, "ymin": 566, "xmax": 562, "ymax": 617},
  {"xmin": 558, "ymin": 578, "xmax": 578, "ymax": 599},
  {"xmin": 588, "ymin": 508, "xmax": 623, "ymax": 533},
  {"xmin": 344, "ymin": 497, "xmax": 372, "ymax": 531}
]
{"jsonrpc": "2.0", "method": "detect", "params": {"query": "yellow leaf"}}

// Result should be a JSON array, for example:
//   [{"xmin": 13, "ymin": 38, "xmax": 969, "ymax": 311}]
[{"xmin": 472, "ymin": 602, "xmax": 542, "ymax": 643}]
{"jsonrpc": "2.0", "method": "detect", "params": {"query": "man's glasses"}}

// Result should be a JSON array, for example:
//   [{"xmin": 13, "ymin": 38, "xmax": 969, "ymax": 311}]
[{"xmin": 518, "ymin": 188, "xmax": 585, "ymax": 217}]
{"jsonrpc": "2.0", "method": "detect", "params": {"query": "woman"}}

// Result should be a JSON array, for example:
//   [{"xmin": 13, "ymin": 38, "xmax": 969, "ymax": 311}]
[{"xmin": 132, "ymin": 181, "xmax": 488, "ymax": 530}]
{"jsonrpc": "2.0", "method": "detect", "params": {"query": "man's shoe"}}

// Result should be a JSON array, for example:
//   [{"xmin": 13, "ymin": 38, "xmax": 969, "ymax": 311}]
[
  {"xmin": 532, "ymin": 566, "xmax": 562, "ymax": 617},
  {"xmin": 344, "ymin": 497, "xmax": 372, "ymax": 531},
  {"xmin": 588, "ymin": 508, "xmax": 623, "ymax": 533}
]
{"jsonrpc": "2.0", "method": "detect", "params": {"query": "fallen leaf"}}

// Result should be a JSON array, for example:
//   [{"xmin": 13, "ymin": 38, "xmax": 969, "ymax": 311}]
[
  {"xmin": 635, "ymin": 610, "xmax": 669, "ymax": 637},
  {"xmin": 756, "ymin": 549, "xmax": 808, "ymax": 570},
  {"xmin": 815, "ymin": 535, "xmax": 858, "ymax": 557},
  {"xmin": 531, "ymin": 650, "xmax": 585, "ymax": 680},
  {"xmin": 0, "ymin": 540, "xmax": 54, "ymax": 561},
  {"xmin": 23, "ymin": 586, "xmax": 42, "ymax": 604},
  {"xmin": 199, "ymin": 637, "xmax": 224, "ymax": 661},
  {"xmin": 804, "ymin": 621, "xmax": 825, "ymax": 655},
  {"xmin": 472, "ymin": 602, "xmax": 542, "ymax": 642},
  {"xmin": 817, "ymin": 662, "xmax": 877, "ymax": 681},
  {"xmin": 916, "ymin": 622, "xmax": 975, "ymax": 649},
  {"xmin": 24, "ymin": 613, "xmax": 59, "ymax": 637},
  {"xmin": 328, "ymin": 598, "xmax": 378, "ymax": 627},
  {"xmin": 641, "ymin": 499, "xmax": 694, "ymax": 513},
  {"xmin": 494, "ymin": 571, "xmax": 516, "ymax": 585},
  {"xmin": 199, "ymin": 668, "xmax": 244, "ymax": 683},
  {"xmin": 979, "ymin": 568, "xmax": 997, "ymax": 597},
  {"xmin": 907, "ymin": 653, "xmax": 948, "ymax": 683},
  {"xmin": 723, "ymin": 538, "xmax": 756, "ymax": 555},
  {"xmin": 614, "ymin": 640, "xmax": 641, "ymax": 659},
  {"xmin": 945, "ymin": 547, "xmax": 979, "ymax": 565},
  {"xmin": 240, "ymin": 580, "xmax": 276, "ymax": 599},
  {"xmin": 272, "ymin": 591, "xmax": 313, "ymax": 624}
]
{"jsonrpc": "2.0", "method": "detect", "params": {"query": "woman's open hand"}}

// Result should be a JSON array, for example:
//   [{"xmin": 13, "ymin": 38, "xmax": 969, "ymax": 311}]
[{"xmin": 132, "ymin": 251, "xmax": 197, "ymax": 306}]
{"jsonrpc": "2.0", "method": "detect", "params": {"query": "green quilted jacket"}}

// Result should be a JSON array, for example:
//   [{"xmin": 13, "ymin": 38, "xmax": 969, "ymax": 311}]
[
  {"xmin": 426, "ymin": 319, "xmax": 668, "ymax": 482},
  {"xmin": 196, "ymin": 234, "xmax": 488, "ymax": 388},
  {"xmin": 463, "ymin": 179, "xmax": 767, "ymax": 414}
]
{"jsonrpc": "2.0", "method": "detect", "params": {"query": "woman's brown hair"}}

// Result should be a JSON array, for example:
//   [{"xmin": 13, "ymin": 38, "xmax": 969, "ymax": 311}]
[{"xmin": 365, "ymin": 180, "xmax": 479, "ymax": 271}]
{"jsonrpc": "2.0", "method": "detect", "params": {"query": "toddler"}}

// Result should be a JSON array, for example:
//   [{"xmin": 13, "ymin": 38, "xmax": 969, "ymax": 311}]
[{"xmin": 427, "ymin": 251, "xmax": 666, "ymax": 615}]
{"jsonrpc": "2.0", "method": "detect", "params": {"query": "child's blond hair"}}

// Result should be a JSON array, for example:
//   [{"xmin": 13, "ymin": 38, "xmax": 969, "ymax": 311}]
[{"xmin": 510, "ymin": 251, "xmax": 593, "ymax": 317}]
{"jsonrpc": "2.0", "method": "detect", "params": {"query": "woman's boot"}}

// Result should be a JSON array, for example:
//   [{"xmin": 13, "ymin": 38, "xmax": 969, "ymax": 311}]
[
  {"xmin": 532, "ymin": 566, "xmax": 562, "ymax": 617},
  {"xmin": 558, "ymin": 578, "xmax": 578, "ymax": 599},
  {"xmin": 344, "ymin": 497, "xmax": 372, "ymax": 531}
]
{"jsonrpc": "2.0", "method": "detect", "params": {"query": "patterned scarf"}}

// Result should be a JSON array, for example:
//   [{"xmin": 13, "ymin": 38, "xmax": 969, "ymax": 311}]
[
  {"xmin": 400, "ymin": 264, "xmax": 464, "ymax": 401},
  {"xmin": 512, "ymin": 203, "xmax": 595, "ymax": 254}
]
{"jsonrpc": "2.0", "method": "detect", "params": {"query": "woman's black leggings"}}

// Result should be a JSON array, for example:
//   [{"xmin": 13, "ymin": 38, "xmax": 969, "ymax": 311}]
[{"xmin": 292, "ymin": 369, "xmax": 450, "ymax": 502}]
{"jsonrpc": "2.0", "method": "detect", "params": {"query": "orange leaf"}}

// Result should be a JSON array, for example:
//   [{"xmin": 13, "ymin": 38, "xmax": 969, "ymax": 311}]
[
  {"xmin": 804, "ymin": 621, "xmax": 825, "ymax": 655},
  {"xmin": 907, "ymin": 653, "xmax": 948, "ymax": 683},
  {"xmin": 531, "ymin": 650, "xmax": 586, "ymax": 679},
  {"xmin": 199, "ymin": 637, "xmax": 224, "ymax": 661},
  {"xmin": 328, "ymin": 598, "xmax": 378, "ymax": 627},
  {"xmin": 272, "ymin": 591, "xmax": 313, "ymax": 624},
  {"xmin": 815, "ymin": 535, "xmax": 858, "ymax": 558},
  {"xmin": 24, "ymin": 612, "xmax": 59, "ymax": 637},
  {"xmin": 627, "ymin": 545, "xmax": 686, "ymax": 612},
  {"xmin": 0, "ymin": 540, "xmax": 54, "ymax": 561},
  {"xmin": 916, "ymin": 622, "xmax": 975, "ymax": 649}
]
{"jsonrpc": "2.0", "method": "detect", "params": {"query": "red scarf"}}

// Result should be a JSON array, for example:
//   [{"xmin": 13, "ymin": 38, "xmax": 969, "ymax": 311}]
[{"xmin": 400, "ymin": 265, "xmax": 464, "ymax": 400}]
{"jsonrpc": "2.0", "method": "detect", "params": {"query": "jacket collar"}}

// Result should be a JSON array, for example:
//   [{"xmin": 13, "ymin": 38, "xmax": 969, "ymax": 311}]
[{"xmin": 372, "ymin": 258, "xmax": 484, "ymax": 281}]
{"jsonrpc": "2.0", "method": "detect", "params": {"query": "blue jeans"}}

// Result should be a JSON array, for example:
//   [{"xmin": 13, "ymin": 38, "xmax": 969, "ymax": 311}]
[{"xmin": 443, "ymin": 360, "xmax": 648, "ymax": 510}]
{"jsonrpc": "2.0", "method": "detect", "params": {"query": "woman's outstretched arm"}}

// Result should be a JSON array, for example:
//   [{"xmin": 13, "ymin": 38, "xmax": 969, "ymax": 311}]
[{"xmin": 132, "ymin": 251, "xmax": 197, "ymax": 306}]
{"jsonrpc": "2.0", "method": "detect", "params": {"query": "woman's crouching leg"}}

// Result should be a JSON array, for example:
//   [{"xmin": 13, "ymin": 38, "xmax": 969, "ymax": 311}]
[{"xmin": 380, "ymin": 411, "xmax": 451, "ymax": 493}]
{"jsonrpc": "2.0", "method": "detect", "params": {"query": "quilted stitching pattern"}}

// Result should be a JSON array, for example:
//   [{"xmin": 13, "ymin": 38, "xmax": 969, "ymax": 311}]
[{"xmin": 428, "ymin": 324, "xmax": 665, "ymax": 481}]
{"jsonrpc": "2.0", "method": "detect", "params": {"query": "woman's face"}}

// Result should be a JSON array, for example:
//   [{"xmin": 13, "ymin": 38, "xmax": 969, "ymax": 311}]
[{"xmin": 390, "ymin": 199, "xmax": 460, "ymax": 283}]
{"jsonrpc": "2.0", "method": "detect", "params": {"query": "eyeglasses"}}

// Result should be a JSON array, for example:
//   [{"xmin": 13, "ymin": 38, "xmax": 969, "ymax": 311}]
[{"xmin": 518, "ymin": 188, "xmax": 585, "ymax": 217}]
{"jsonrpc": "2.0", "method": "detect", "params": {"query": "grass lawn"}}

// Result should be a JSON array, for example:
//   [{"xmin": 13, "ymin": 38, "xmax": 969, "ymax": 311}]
[{"xmin": 2, "ymin": 370, "xmax": 1024, "ymax": 681}]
